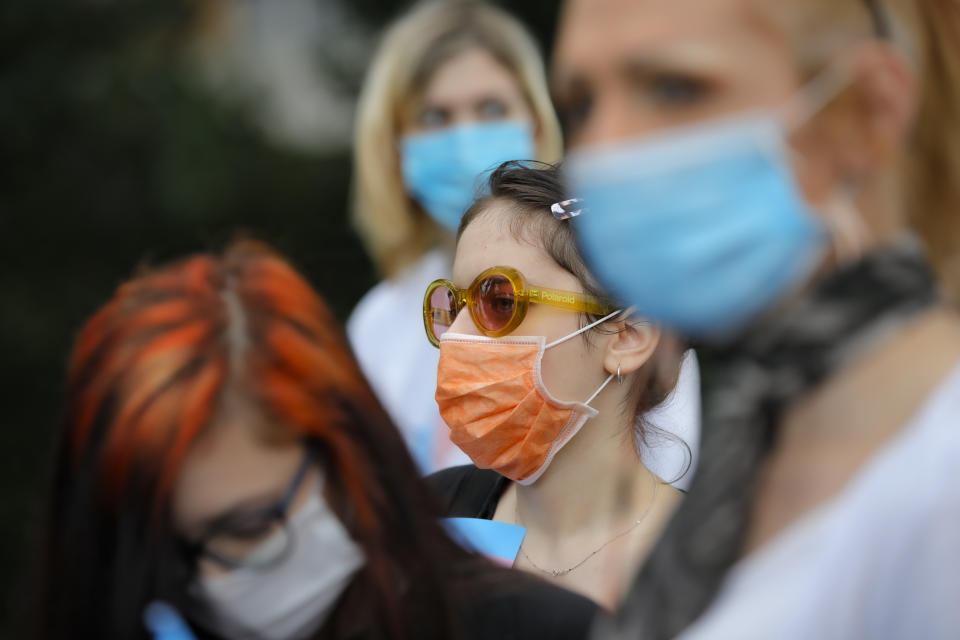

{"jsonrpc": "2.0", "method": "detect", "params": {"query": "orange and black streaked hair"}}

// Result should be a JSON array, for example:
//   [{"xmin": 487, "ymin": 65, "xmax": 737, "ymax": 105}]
[
  {"xmin": 35, "ymin": 241, "xmax": 461, "ymax": 639},
  {"xmin": 65, "ymin": 240, "xmax": 378, "ymax": 511}
]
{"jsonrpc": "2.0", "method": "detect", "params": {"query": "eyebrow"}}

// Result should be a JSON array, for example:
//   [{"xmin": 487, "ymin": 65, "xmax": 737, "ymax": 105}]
[
  {"xmin": 618, "ymin": 47, "xmax": 732, "ymax": 77},
  {"xmin": 419, "ymin": 92, "xmax": 514, "ymax": 111},
  {"xmin": 553, "ymin": 46, "xmax": 730, "ymax": 95}
]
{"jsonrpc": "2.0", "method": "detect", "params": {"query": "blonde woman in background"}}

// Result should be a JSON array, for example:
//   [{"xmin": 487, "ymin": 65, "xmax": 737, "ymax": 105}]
[{"xmin": 349, "ymin": 0, "xmax": 702, "ymax": 480}]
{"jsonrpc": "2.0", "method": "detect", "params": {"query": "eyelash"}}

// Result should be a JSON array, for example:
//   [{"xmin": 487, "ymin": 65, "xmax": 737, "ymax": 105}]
[
  {"xmin": 478, "ymin": 99, "xmax": 508, "ymax": 119},
  {"xmin": 227, "ymin": 520, "xmax": 275, "ymax": 540},
  {"xmin": 420, "ymin": 108, "xmax": 449, "ymax": 128},
  {"xmin": 555, "ymin": 91, "xmax": 592, "ymax": 138},
  {"xmin": 418, "ymin": 98, "xmax": 511, "ymax": 129},
  {"xmin": 556, "ymin": 73, "xmax": 713, "ymax": 138},
  {"xmin": 644, "ymin": 73, "xmax": 712, "ymax": 107}
]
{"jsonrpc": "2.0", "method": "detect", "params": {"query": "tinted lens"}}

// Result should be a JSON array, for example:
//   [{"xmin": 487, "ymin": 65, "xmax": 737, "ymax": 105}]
[
  {"xmin": 476, "ymin": 275, "xmax": 516, "ymax": 332},
  {"xmin": 429, "ymin": 285, "xmax": 458, "ymax": 342}
]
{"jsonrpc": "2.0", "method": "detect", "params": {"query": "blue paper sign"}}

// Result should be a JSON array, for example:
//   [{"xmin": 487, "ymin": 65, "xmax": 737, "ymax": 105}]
[{"xmin": 443, "ymin": 517, "xmax": 526, "ymax": 566}]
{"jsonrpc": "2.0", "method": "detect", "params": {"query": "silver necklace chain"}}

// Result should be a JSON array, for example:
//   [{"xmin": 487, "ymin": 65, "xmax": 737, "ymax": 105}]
[{"xmin": 515, "ymin": 477, "xmax": 660, "ymax": 578}]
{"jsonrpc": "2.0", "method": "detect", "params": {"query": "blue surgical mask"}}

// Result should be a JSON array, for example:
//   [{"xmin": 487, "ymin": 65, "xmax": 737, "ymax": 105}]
[
  {"xmin": 401, "ymin": 120, "xmax": 535, "ymax": 233},
  {"xmin": 565, "ymin": 71, "xmax": 851, "ymax": 340}
]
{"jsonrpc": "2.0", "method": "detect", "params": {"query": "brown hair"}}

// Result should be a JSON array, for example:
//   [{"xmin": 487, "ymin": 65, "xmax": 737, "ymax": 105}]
[
  {"xmin": 459, "ymin": 161, "xmax": 685, "ymax": 457},
  {"xmin": 900, "ymin": 0, "xmax": 960, "ymax": 301}
]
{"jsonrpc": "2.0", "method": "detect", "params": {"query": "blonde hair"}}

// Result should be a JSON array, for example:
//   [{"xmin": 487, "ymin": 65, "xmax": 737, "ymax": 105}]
[
  {"xmin": 763, "ymin": 0, "xmax": 960, "ymax": 301},
  {"xmin": 352, "ymin": 1, "xmax": 563, "ymax": 278}
]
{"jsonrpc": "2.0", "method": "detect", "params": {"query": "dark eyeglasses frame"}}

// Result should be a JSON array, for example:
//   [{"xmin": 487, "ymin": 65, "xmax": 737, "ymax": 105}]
[{"xmin": 183, "ymin": 450, "xmax": 314, "ymax": 571}]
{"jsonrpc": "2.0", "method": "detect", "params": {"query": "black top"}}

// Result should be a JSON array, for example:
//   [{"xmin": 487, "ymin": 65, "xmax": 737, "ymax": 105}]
[
  {"xmin": 451, "ymin": 572, "xmax": 599, "ymax": 640},
  {"xmin": 424, "ymin": 465, "xmax": 600, "ymax": 639},
  {"xmin": 319, "ymin": 563, "xmax": 599, "ymax": 640},
  {"xmin": 427, "ymin": 464, "xmax": 510, "ymax": 520}
]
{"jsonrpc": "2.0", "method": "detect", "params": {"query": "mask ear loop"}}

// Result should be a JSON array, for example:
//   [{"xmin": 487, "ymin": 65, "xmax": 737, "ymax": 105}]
[
  {"xmin": 779, "ymin": 59, "xmax": 855, "ymax": 132},
  {"xmin": 545, "ymin": 308, "xmax": 625, "ymax": 349},
  {"xmin": 779, "ymin": 60, "xmax": 874, "ymax": 263},
  {"xmin": 823, "ymin": 182, "xmax": 870, "ymax": 262},
  {"xmin": 544, "ymin": 308, "xmax": 626, "ymax": 408},
  {"xmin": 584, "ymin": 371, "xmax": 616, "ymax": 407}
]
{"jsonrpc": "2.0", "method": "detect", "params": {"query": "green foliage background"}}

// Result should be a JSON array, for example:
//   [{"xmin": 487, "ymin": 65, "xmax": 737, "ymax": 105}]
[{"xmin": 0, "ymin": 0, "xmax": 557, "ymax": 632}]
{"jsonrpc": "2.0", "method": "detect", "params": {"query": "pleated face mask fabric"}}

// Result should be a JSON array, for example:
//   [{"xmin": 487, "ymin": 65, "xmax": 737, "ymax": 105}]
[
  {"xmin": 436, "ymin": 312, "xmax": 617, "ymax": 485},
  {"xmin": 401, "ymin": 120, "xmax": 535, "ymax": 233},
  {"xmin": 564, "ymin": 64, "xmax": 856, "ymax": 340},
  {"xmin": 196, "ymin": 483, "xmax": 365, "ymax": 640},
  {"xmin": 565, "ymin": 113, "xmax": 827, "ymax": 339}
]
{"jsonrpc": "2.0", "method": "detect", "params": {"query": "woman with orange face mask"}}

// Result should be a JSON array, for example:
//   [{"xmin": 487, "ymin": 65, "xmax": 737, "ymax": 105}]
[
  {"xmin": 349, "ymin": 1, "xmax": 701, "ymax": 483},
  {"xmin": 426, "ymin": 162, "xmax": 692, "ymax": 610}
]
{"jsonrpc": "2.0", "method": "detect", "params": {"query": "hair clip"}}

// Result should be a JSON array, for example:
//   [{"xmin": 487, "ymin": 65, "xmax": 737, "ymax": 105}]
[{"xmin": 550, "ymin": 198, "xmax": 585, "ymax": 220}]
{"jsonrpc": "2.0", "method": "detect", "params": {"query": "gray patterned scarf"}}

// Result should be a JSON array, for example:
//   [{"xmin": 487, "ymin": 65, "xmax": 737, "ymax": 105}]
[{"xmin": 595, "ymin": 236, "xmax": 940, "ymax": 639}]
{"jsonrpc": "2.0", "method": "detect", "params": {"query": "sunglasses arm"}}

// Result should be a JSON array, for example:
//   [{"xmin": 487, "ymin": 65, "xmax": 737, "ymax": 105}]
[{"xmin": 526, "ymin": 286, "xmax": 615, "ymax": 316}]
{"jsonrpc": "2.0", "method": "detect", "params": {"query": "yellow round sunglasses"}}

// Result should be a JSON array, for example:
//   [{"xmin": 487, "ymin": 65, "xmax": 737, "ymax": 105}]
[{"xmin": 423, "ymin": 266, "xmax": 617, "ymax": 347}]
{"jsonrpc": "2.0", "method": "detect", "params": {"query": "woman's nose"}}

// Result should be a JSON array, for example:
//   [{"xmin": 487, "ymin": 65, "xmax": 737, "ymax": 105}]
[{"xmin": 448, "ymin": 307, "xmax": 481, "ymax": 336}]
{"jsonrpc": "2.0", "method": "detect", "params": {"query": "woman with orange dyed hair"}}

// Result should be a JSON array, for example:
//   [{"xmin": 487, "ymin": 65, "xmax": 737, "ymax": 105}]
[{"xmin": 32, "ymin": 241, "xmax": 596, "ymax": 639}]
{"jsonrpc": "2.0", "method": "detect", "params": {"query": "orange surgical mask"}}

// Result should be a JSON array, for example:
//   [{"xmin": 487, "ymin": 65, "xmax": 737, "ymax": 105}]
[{"xmin": 435, "ymin": 311, "xmax": 620, "ymax": 484}]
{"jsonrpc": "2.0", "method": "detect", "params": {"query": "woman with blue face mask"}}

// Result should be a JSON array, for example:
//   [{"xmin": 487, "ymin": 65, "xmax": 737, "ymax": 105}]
[
  {"xmin": 348, "ymin": 1, "xmax": 702, "ymax": 486},
  {"xmin": 347, "ymin": 1, "xmax": 562, "ymax": 474},
  {"xmin": 553, "ymin": 0, "xmax": 960, "ymax": 638}
]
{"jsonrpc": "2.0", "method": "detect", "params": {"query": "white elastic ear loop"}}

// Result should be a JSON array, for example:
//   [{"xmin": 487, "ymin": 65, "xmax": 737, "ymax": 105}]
[
  {"xmin": 545, "ymin": 308, "xmax": 624, "ymax": 408},
  {"xmin": 584, "ymin": 372, "xmax": 615, "ymax": 407},
  {"xmin": 545, "ymin": 308, "xmax": 625, "ymax": 349},
  {"xmin": 823, "ymin": 183, "xmax": 869, "ymax": 261},
  {"xmin": 779, "ymin": 61, "xmax": 874, "ymax": 261},
  {"xmin": 780, "ymin": 59, "xmax": 855, "ymax": 131}
]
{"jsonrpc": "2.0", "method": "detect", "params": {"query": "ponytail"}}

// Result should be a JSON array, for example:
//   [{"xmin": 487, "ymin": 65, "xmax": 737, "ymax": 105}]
[{"xmin": 903, "ymin": 0, "xmax": 960, "ymax": 302}]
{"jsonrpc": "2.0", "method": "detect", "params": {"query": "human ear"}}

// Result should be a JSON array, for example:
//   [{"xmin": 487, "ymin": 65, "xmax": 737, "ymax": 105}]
[
  {"xmin": 601, "ymin": 318, "xmax": 660, "ymax": 380},
  {"xmin": 794, "ymin": 42, "xmax": 917, "ymax": 201},
  {"xmin": 834, "ymin": 42, "xmax": 917, "ymax": 182},
  {"xmin": 790, "ymin": 43, "xmax": 917, "ymax": 259}
]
